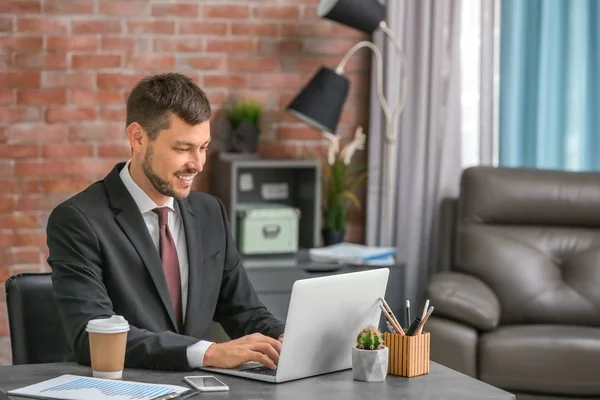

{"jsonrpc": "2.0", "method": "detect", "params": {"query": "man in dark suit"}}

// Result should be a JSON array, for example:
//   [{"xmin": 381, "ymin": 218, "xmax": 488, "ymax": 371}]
[{"xmin": 47, "ymin": 73, "xmax": 285, "ymax": 372}]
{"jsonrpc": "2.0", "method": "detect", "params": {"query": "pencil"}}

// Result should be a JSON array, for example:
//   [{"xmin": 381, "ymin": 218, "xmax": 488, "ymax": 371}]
[
  {"xmin": 421, "ymin": 299, "xmax": 430, "ymax": 320},
  {"xmin": 379, "ymin": 304, "xmax": 403, "ymax": 334},
  {"xmin": 379, "ymin": 297, "xmax": 403, "ymax": 332},
  {"xmin": 415, "ymin": 306, "xmax": 434, "ymax": 335}
]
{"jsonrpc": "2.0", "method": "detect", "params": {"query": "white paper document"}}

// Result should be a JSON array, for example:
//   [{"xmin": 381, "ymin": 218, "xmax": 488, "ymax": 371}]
[
  {"xmin": 309, "ymin": 242, "xmax": 397, "ymax": 265},
  {"xmin": 8, "ymin": 374, "xmax": 190, "ymax": 400}
]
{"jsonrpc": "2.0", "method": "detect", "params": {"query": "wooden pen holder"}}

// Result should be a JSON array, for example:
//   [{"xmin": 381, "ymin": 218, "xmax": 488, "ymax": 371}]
[{"xmin": 384, "ymin": 331, "xmax": 430, "ymax": 377}]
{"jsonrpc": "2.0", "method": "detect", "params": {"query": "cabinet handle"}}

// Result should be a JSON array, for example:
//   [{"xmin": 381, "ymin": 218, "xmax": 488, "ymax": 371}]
[{"xmin": 262, "ymin": 224, "xmax": 281, "ymax": 238}]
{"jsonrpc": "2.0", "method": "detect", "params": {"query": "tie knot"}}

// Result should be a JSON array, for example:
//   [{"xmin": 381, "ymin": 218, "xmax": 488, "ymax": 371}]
[{"xmin": 153, "ymin": 207, "xmax": 169, "ymax": 227}]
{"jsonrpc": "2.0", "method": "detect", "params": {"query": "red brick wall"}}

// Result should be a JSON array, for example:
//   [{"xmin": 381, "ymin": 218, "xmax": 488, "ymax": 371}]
[{"xmin": 0, "ymin": 0, "xmax": 371, "ymax": 363}]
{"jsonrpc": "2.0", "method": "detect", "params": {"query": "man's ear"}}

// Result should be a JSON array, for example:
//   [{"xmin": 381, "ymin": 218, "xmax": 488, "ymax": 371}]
[{"xmin": 126, "ymin": 122, "xmax": 145, "ymax": 153}]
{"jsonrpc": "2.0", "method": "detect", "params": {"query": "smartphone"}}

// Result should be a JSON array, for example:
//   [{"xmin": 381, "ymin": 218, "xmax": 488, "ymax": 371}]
[{"xmin": 184, "ymin": 375, "xmax": 229, "ymax": 392}]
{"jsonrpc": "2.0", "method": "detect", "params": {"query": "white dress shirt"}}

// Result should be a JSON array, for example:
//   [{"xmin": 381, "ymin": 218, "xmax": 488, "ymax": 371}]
[{"xmin": 120, "ymin": 161, "xmax": 213, "ymax": 368}]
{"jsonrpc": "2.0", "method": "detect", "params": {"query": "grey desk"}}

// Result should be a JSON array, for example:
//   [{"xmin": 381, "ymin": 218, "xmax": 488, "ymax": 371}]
[{"xmin": 0, "ymin": 362, "xmax": 514, "ymax": 400}]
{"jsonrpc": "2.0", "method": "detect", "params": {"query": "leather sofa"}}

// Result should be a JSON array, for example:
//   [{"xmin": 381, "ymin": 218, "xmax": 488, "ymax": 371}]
[{"xmin": 426, "ymin": 166, "xmax": 600, "ymax": 400}]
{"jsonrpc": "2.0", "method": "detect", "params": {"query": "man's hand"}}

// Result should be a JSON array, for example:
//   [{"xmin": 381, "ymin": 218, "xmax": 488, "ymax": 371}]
[
  {"xmin": 278, "ymin": 334, "xmax": 284, "ymax": 342},
  {"xmin": 203, "ymin": 333, "xmax": 282, "ymax": 369}
]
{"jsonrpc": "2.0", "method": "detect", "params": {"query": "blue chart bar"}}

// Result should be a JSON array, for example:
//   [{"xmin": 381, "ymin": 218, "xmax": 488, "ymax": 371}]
[{"xmin": 41, "ymin": 377, "xmax": 175, "ymax": 399}]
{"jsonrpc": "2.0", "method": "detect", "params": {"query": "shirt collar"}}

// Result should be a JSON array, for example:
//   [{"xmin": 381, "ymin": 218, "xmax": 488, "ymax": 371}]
[{"xmin": 119, "ymin": 160, "xmax": 176, "ymax": 214}]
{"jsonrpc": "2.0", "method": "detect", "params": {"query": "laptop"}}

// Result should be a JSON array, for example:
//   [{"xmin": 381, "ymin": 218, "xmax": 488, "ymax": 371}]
[{"xmin": 200, "ymin": 268, "xmax": 390, "ymax": 383}]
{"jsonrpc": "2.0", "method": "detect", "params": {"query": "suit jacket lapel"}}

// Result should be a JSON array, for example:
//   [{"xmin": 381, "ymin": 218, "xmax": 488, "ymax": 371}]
[
  {"xmin": 178, "ymin": 198, "xmax": 204, "ymax": 335},
  {"xmin": 104, "ymin": 163, "xmax": 180, "ymax": 332}
]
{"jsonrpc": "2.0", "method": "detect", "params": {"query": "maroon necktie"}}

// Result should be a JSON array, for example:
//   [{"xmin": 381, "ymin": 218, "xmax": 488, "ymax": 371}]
[{"xmin": 153, "ymin": 207, "xmax": 183, "ymax": 330}]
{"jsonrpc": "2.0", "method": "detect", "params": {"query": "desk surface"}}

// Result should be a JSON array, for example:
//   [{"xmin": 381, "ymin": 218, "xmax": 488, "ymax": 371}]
[{"xmin": 0, "ymin": 362, "xmax": 514, "ymax": 400}]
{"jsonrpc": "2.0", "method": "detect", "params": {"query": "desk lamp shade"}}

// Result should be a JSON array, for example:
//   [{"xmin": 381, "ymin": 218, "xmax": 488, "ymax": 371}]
[
  {"xmin": 317, "ymin": 0, "xmax": 386, "ymax": 34},
  {"xmin": 286, "ymin": 67, "xmax": 350, "ymax": 134}
]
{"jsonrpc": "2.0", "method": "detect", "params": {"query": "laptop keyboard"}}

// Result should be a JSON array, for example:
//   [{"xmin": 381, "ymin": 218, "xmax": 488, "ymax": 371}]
[{"xmin": 242, "ymin": 366, "xmax": 277, "ymax": 376}]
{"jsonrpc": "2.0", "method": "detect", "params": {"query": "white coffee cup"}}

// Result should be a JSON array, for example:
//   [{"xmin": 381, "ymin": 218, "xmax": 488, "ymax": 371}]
[{"xmin": 86, "ymin": 315, "xmax": 130, "ymax": 379}]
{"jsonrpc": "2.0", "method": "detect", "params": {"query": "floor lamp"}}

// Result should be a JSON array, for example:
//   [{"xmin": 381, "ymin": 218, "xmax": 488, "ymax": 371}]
[{"xmin": 286, "ymin": 0, "xmax": 407, "ymax": 247}]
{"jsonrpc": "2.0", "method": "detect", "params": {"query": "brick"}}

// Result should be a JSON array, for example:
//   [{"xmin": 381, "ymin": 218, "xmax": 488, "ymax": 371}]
[
  {"xmin": 44, "ymin": 0, "xmax": 94, "ymax": 14},
  {"xmin": 17, "ymin": 89, "xmax": 66, "ymax": 105},
  {"xmin": 178, "ymin": 56, "xmax": 227, "ymax": 71},
  {"xmin": 229, "ymin": 56, "xmax": 279, "ymax": 72},
  {"xmin": 2, "ymin": 36, "xmax": 43, "ymax": 51},
  {"xmin": 15, "ymin": 160, "xmax": 67, "ymax": 176},
  {"xmin": 41, "ymin": 178, "xmax": 92, "ymax": 194},
  {"xmin": 0, "ymin": 144, "xmax": 37, "ymax": 159},
  {"xmin": 0, "ymin": 107, "xmax": 42, "ymax": 123},
  {"xmin": 0, "ymin": 17, "xmax": 13, "ymax": 33},
  {"xmin": 151, "ymin": 3, "xmax": 199, "ymax": 17},
  {"xmin": 127, "ymin": 20, "xmax": 175, "ymax": 35},
  {"xmin": 258, "ymin": 142, "xmax": 299, "ymax": 159},
  {"xmin": 0, "ymin": 91, "xmax": 14, "ymax": 106},
  {"xmin": 303, "ymin": 38, "xmax": 358, "ymax": 55},
  {"xmin": 204, "ymin": 5, "xmax": 249, "ymax": 19},
  {"xmin": 7, "ymin": 124, "xmax": 68, "ymax": 143},
  {"xmin": 0, "ymin": 180, "xmax": 18, "ymax": 194},
  {"xmin": 72, "ymin": 19, "xmax": 122, "ymax": 34},
  {"xmin": 69, "ymin": 159, "xmax": 117, "ymax": 176},
  {"xmin": 231, "ymin": 23, "xmax": 278, "ymax": 37},
  {"xmin": 0, "ymin": 0, "xmax": 41, "ymax": 14},
  {"xmin": 16, "ymin": 17, "xmax": 68, "ymax": 34},
  {"xmin": 254, "ymin": 5, "xmax": 300, "ymax": 19},
  {"xmin": 42, "ymin": 71, "xmax": 96, "ymax": 89},
  {"xmin": 258, "ymin": 40, "xmax": 303, "ymax": 53},
  {"xmin": 97, "ymin": 142, "xmax": 131, "ymax": 158},
  {"xmin": 12, "ymin": 53, "xmax": 68, "ymax": 69},
  {"xmin": 97, "ymin": 73, "xmax": 145, "ymax": 88},
  {"xmin": 14, "ymin": 230, "xmax": 46, "ymax": 247},
  {"xmin": 0, "ymin": 232, "xmax": 13, "ymax": 247},
  {"xmin": 277, "ymin": 126, "xmax": 323, "ymax": 140},
  {"xmin": 101, "ymin": 37, "xmax": 134, "ymax": 51},
  {"xmin": 47, "ymin": 36, "xmax": 98, "ymax": 51},
  {"xmin": 45, "ymin": 107, "xmax": 97, "ymax": 123},
  {"xmin": 179, "ymin": 21, "xmax": 227, "ymax": 35},
  {"xmin": 0, "ymin": 197, "xmax": 15, "ymax": 212},
  {"xmin": 206, "ymin": 91, "xmax": 227, "ymax": 106},
  {"xmin": 99, "ymin": 1, "xmax": 148, "ymax": 16},
  {"xmin": 70, "ymin": 90, "xmax": 122, "ymax": 105},
  {"xmin": 0, "ymin": 215, "xmax": 37, "ymax": 229},
  {"xmin": 72, "ymin": 54, "xmax": 121, "ymax": 69},
  {"xmin": 303, "ymin": 5, "xmax": 318, "ymax": 19},
  {"xmin": 68, "ymin": 123, "xmax": 124, "ymax": 142},
  {"xmin": 100, "ymin": 107, "xmax": 126, "ymax": 122},
  {"xmin": 11, "ymin": 249, "xmax": 42, "ymax": 264},
  {"xmin": 250, "ymin": 73, "xmax": 301, "ymax": 89},
  {"xmin": 125, "ymin": 55, "xmax": 175, "ymax": 69},
  {"xmin": 154, "ymin": 38, "xmax": 204, "ymax": 53},
  {"xmin": 204, "ymin": 75, "xmax": 247, "ymax": 89},
  {"xmin": 281, "ymin": 23, "xmax": 331, "ymax": 37},
  {"xmin": 42, "ymin": 143, "xmax": 94, "ymax": 158},
  {"xmin": 206, "ymin": 39, "xmax": 256, "ymax": 53},
  {"xmin": 0, "ymin": 160, "xmax": 13, "ymax": 176},
  {"xmin": 0, "ymin": 72, "xmax": 40, "ymax": 88}
]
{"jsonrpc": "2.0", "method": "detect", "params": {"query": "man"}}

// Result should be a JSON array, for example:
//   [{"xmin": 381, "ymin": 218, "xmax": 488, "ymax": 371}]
[{"xmin": 47, "ymin": 73, "xmax": 285, "ymax": 372}]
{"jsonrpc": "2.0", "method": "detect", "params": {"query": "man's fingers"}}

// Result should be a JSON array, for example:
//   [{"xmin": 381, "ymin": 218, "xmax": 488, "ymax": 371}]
[
  {"xmin": 249, "ymin": 350, "xmax": 276, "ymax": 369},
  {"xmin": 251, "ymin": 343, "xmax": 280, "ymax": 365},
  {"xmin": 250, "ymin": 333, "xmax": 282, "ymax": 353}
]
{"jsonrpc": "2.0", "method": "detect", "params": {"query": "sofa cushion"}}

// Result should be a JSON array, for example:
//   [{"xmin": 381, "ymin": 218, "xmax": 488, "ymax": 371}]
[{"xmin": 480, "ymin": 325, "xmax": 600, "ymax": 395}]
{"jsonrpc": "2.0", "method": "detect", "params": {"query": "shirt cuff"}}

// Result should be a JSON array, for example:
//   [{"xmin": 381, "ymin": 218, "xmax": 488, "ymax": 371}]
[{"xmin": 187, "ymin": 340, "xmax": 215, "ymax": 369}]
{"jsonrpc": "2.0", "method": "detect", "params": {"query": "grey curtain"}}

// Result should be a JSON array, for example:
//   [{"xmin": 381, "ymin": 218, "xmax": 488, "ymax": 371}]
[{"xmin": 366, "ymin": 0, "xmax": 463, "ymax": 303}]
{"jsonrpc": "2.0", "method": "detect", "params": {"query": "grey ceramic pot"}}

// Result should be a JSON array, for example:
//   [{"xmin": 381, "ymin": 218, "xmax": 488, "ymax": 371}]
[{"xmin": 352, "ymin": 346, "xmax": 389, "ymax": 382}]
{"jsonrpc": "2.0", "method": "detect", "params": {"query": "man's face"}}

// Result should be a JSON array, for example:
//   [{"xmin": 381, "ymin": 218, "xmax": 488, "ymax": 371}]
[{"xmin": 141, "ymin": 114, "xmax": 210, "ymax": 200}]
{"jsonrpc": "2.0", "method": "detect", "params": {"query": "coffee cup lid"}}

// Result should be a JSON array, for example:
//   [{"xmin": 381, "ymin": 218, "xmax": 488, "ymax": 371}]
[{"xmin": 86, "ymin": 315, "xmax": 130, "ymax": 334}]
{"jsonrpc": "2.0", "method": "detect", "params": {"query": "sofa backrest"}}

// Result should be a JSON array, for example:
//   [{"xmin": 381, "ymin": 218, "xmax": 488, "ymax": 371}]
[{"xmin": 454, "ymin": 166, "xmax": 600, "ymax": 326}]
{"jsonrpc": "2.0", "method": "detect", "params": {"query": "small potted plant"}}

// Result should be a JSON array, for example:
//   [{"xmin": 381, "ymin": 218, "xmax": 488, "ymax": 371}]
[
  {"xmin": 321, "ymin": 126, "xmax": 367, "ymax": 245},
  {"xmin": 352, "ymin": 325, "xmax": 388, "ymax": 382},
  {"xmin": 224, "ymin": 100, "xmax": 263, "ymax": 154}
]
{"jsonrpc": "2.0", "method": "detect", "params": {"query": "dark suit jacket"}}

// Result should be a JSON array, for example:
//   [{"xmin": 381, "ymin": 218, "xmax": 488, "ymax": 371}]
[{"xmin": 46, "ymin": 162, "xmax": 285, "ymax": 371}]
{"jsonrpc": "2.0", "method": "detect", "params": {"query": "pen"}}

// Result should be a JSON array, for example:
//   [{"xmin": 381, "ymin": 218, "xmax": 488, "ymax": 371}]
[
  {"xmin": 379, "ymin": 304, "xmax": 402, "ymax": 334},
  {"xmin": 405, "ymin": 317, "xmax": 421, "ymax": 336},
  {"xmin": 379, "ymin": 297, "xmax": 403, "ymax": 332},
  {"xmin": 385, "ymin": 321, "xmax": 397, "ymax": 334},
  {"xmin": 405, "ymin": 300, "xmax": 411, "ymax": 327},
  {"xmin": 415, "ymin": 306, "xmax": 434, "ymax": 335}
]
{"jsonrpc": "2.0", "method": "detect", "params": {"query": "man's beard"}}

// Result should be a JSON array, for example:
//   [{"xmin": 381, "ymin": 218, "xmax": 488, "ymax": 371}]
[{"xmin": 142, "ymin": 144, "xmax": 191, "ymax": 200}]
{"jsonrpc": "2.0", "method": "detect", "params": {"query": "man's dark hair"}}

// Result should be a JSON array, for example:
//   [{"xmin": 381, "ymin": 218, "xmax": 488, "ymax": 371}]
[{"xmin": 126, "ymin": 73, "xmax": 211, "ymax": 140}]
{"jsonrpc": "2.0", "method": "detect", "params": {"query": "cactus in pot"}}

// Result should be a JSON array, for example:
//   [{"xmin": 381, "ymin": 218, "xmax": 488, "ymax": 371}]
[{"xmin": 352, "ymin": 325, "xmax": 388, "ymax": 382}]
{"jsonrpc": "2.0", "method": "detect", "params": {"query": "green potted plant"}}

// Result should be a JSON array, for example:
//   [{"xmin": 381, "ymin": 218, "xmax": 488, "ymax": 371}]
[
  {"xmin": 352, "ymin": 325, "xmax": 388, "ymax": 382},
  {"xmin": 224, "ymin": 100, "xmax": 263, "ymax": 154},
  {"xmin": 321, "ymin": 126, "xmax": 367, "ymax": 245}
]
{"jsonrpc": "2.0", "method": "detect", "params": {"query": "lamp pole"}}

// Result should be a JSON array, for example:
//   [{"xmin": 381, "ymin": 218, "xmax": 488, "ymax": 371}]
[{"xmin": 333, "ymin": 21, "xmax": 407, "ymax": 247}]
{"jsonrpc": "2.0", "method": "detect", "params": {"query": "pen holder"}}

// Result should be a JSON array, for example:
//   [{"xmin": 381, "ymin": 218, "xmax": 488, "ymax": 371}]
[{"xmin": 384, "ymin": 331, "xmax": 430, "ymax": 377}]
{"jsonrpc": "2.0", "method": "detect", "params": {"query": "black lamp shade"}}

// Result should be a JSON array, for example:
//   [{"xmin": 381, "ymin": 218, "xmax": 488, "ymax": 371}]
[
  {"xmin": 286, "ymin": 67, "xmax": 350, "ymax": 134},
  {"xmin": 318, "ymin": 0, "xmax": 386, "ymax": 35}
]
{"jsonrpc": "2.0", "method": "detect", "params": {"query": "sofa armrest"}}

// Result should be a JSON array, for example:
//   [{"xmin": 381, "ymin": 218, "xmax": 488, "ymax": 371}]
[{"xmin": 425, "ymin": 272, "xmax": 500, "ymax": 331}]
